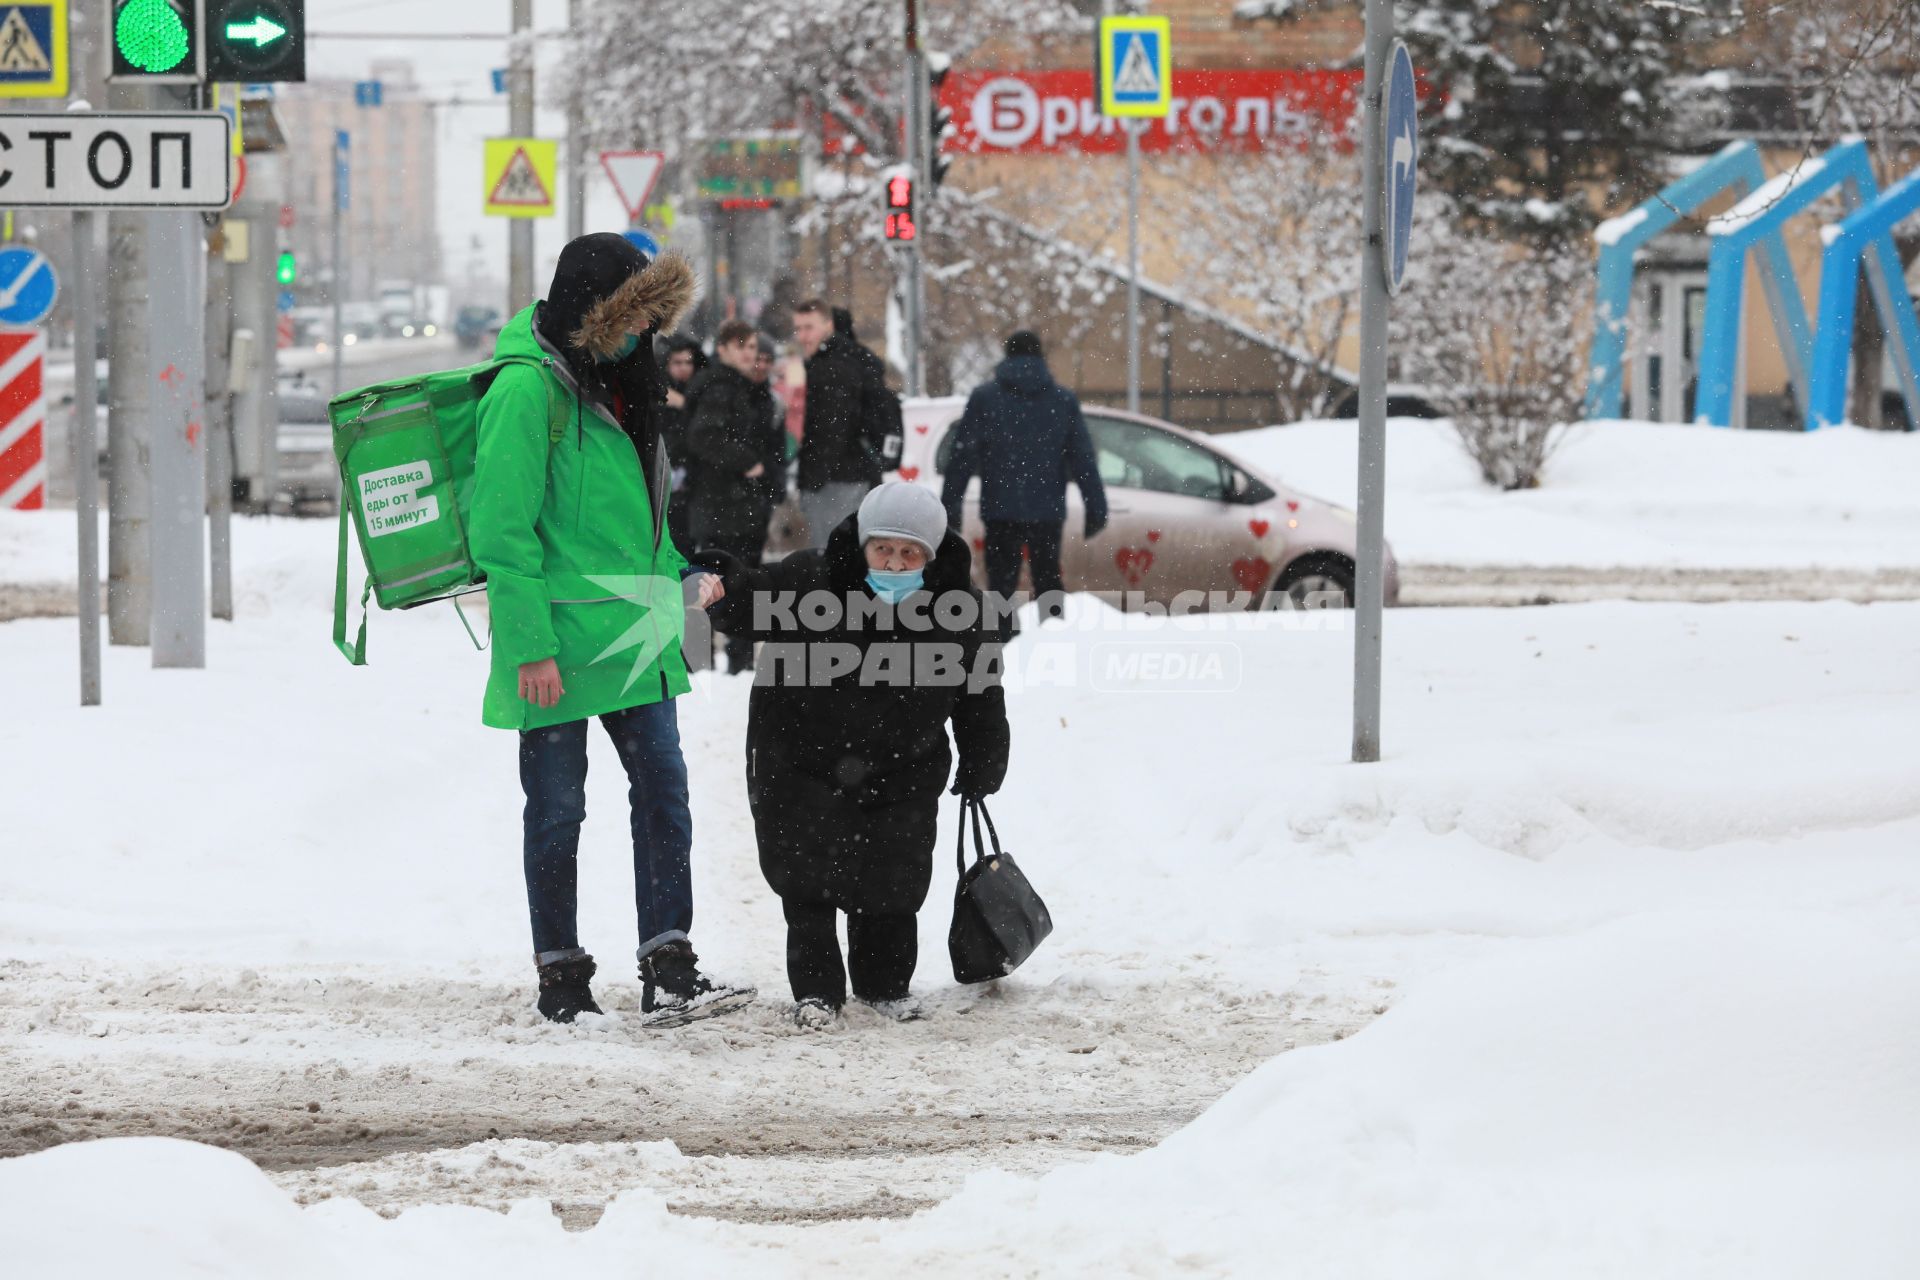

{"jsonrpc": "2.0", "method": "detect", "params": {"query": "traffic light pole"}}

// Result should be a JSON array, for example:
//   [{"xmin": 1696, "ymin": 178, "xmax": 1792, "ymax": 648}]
[
  {"xmin": 900, "ymin": 0, "xmax": 925, "ymax": 397},
  {"xmin": 565, "ymin": 0, "xmax": 586, "ymax": 243},
  {"xmin": 331, "ymin": 131, "xmax": 346, "ymax": 397}
]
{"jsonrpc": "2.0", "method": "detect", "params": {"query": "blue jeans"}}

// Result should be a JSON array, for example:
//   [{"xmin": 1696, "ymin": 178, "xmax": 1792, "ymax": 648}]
[{"xmin": 519, "ymin": 700, "xmax": 694, "ymax": 967}]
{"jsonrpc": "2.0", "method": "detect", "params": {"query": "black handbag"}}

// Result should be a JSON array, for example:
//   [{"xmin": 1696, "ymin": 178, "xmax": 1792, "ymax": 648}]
[{"xmin": 949, "ymin": 798, "xmax": 1053, "ymax": 984}]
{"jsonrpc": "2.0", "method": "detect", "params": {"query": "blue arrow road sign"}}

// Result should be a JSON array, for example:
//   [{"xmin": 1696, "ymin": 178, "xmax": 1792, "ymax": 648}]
[
  {"xmin": 1383, "ymin": 41, "xmax": 1418, "ymax": 297},
  {"xmin": 491, "ymin": 68, "xmax": 507, "ymax": 94},
  {"xmin": 277, "ymin": 289, "xmax": 296, "ymax": 313},
  {"xmin": 354, "ymin": 80, "xmax": 383, "ymax": 108},
  {"xmin": 0, "ymin": 246, "xmax": 57, "ymax": 327}
]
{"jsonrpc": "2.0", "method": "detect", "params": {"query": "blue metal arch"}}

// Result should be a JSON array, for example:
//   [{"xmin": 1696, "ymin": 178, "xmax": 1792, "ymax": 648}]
[
  {"xmin": 1585, "ymin": 143, "xmax": 1804, "ymax": 422},
  {"xmin": 1696, "ymin": 140, "xmax": 1878, "ymax": 427},
  {"xmin": 1806, "ymin": 165, "xmax": 1920, "ymax": 430}
]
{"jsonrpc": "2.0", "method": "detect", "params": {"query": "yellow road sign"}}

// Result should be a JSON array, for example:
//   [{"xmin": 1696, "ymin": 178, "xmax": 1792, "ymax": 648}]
[
  {"xmin": 1098, "ymin": 15, "xmax": 1172, "ymax": 119},
  {"xmin": 483, "ymin": 137, "xmax": 558, "ymax": 218},
  {"xmin": 0, "ymin": 0, "xmax": 69, "ymax": 99}
]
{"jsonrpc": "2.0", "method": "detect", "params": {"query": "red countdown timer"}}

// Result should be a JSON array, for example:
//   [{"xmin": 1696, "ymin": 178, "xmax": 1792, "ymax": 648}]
[{"xmin": 884, "ymin": 173, "xmax": 916, "ymax": 241}]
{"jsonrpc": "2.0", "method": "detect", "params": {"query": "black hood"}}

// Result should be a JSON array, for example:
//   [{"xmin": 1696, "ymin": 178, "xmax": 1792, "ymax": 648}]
[{"xmin": 535, "ymin": 234, "xmax": 698, "ymax": 386}]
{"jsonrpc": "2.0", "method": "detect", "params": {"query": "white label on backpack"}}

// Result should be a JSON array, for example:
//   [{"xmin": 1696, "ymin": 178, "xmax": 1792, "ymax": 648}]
[{"xmin": 360, "ymin": 460, "xmax": 441, "ymax": 537}]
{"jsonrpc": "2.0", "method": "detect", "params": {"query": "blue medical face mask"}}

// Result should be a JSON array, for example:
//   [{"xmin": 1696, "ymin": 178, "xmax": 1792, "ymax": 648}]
[
  {"xmin": 597, "ymin": 333, "xmax": 640, "ymax": 363},
  {"xmin": 866, "ymin": 568, "xmax": 924, "ymax": 604}
]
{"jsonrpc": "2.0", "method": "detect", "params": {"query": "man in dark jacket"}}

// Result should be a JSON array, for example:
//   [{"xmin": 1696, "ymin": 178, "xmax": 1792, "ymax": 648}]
[
  {"xmin": 687, "ymin": 320, "xmax": 786, "ymax": 673},
  {"xmin": 941, "ymin": 331, "xmax": 1108, "ymax": 622},
  {"xmin": 793, "ymin": 298, "xmax": 881, "ymax": 548},
  {"xmin": 656, "ymin": 336, "xmax": 706, "ymax": 556},
  {"xmin": 693, "ymin": 483, "xmax": 1009, "ymax": 1028}
]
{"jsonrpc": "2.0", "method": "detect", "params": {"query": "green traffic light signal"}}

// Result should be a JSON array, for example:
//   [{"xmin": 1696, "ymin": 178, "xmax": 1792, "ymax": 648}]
[
  {"xmin": 207, "ymin": 0, "xmax": 306, "ymax": 82},
  {"xmin": 276, "ymin": 251, "xmax": 297, "ymax": 287},
  {"xmin": 113, "ymin": 0, "xmax": 194, "ymax": 77}
]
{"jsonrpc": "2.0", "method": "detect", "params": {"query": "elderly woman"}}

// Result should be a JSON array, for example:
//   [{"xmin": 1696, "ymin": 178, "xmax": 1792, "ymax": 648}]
[{"xmin": 694, "ymin": 483, "xmax": 1009, "ymax": 1027}]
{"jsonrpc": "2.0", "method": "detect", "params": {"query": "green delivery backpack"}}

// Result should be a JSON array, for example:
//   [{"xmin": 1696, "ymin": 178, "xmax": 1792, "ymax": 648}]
[{"xmin": 330, "ymin": 356, "xmax": 565, "ymax": 665}]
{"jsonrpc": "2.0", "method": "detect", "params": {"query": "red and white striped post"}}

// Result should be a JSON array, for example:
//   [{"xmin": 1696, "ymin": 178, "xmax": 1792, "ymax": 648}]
[{"xmin": 0, "ymin": 329, "xmax": 46, "ymax": 510}]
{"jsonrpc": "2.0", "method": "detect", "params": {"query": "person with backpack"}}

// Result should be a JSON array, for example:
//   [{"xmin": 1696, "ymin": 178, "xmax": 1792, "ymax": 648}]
[
  {"xmin": 470, "ymin": 232, "xmax": 753, "ymax": 1026},
  {"xmin": 834, "ymin": 307, "xmax": 905, "ymax": 473},
  {"xmin": 691, "ymin": 482, "xmax": 1010, "ymax": 1028},
  {"xmin": 791, "ymin": 299, "xmax": 884, "ymax": 548},
  {"xmin": 941, "ymin": 330, "xmax": 1108, "ymax": 628},
  {"xmin": 686, "ymin": 320, "xmax": 786, "ymax": 674}
]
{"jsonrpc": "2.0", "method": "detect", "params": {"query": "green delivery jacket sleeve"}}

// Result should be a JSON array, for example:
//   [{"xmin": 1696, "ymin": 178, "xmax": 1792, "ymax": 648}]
[{"xmin": 470, "ymin": 366, "xmax": 560, "ymax": 668}]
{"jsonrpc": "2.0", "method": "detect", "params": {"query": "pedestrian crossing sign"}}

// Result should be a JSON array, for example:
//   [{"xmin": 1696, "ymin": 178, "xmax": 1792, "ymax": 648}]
[
  {"xmin": 483, "ymin": 137, "xmax": 558, "ymax": 218},
  {"xmin": 0, "ymin": 0, "xmax": 68, "ymax": 98},
  {"xmin": 1098, "ymin": 14, "xmax": 1171, "ymax": 119}
]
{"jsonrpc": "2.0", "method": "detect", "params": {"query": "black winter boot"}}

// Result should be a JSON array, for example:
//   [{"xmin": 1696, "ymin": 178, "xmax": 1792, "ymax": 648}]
[
  {"xmin": 638, "ymin": 941, "xmax": 754, "ymax": 1027},
  {"xmin": 536, "ymin": 955, "xmax": 603, "ymax": 1024}
]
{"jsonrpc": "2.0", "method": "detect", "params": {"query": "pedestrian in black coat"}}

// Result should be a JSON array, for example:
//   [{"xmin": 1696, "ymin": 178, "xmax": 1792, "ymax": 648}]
[
  {"xmin": 657, "ymin": 336, "xmax": 707, "ymax": 556},
  {"xmin": 942, "ymin": 331, "xmax": 1109, "ymax": 624},
  {"xmin": 693, "ymin": 482, "xmax": 1009, "ymax": 1027},
  {"xmin": 792, "ymin": 299, "xmax": 881, "ymax": 547},
  {"xmin": 688, "ymin": 321, "xmax": 786, "ymax": 673}
]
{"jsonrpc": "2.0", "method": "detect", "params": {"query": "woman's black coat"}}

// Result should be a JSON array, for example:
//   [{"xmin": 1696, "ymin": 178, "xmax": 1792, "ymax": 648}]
[{"xmin": 694, "ymin": 514, "xmax": 1010, "ymax": 915}]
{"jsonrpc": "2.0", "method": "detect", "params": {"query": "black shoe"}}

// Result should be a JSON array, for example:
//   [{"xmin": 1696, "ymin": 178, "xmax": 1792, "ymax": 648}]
[
  {"xmin": 536, "ymin": 955, "xmax": 602, "ymax": 1024},
  {"xmin": 638, "ymin": 941, "xmax": 754, "ymax": 1027}
]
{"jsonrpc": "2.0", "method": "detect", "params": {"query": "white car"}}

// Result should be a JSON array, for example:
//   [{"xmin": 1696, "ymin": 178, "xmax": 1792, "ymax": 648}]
[{"xmin": 769, "ymin": 398, "xmax": 1397, "ymax": 609}]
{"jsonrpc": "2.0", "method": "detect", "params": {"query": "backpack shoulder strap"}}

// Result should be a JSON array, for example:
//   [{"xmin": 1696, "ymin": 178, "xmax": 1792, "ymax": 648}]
[{"xmin": 489, "ymin": 354, "xmax": 570, "ymax": 444}]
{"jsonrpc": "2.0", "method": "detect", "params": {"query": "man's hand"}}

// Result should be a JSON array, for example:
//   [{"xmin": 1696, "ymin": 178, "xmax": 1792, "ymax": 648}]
[
  {"xmin": 744, "ymin": 462, "xmax": 766, "ymax": 479},
  {"xmin": 664, "ymin": 388, "xmax": 686, "ymax": 410},
  {"xmin": 688, "ymin": 572, "xmax": 726, "ymax": 609},
  {"xmin": 518, "ymin": 658, "xmax": 564, "ymax": 709}
]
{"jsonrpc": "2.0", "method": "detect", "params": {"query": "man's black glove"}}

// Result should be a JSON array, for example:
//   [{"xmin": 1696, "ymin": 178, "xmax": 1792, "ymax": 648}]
[{"xmin": 1084, "ymin": 511, "xmax": 1109, "ymax": 540}]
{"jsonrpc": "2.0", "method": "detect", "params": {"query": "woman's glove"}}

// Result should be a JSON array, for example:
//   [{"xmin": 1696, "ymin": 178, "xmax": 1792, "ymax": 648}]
[{"xmin": 949, "ymin": 757, "xmax": 1002, "ymax": 801}]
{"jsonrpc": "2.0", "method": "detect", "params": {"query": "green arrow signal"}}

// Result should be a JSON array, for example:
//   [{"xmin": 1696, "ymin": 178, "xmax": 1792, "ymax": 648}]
[{"xmin": 225, "ymin": 15, "xmax": 287, "ymax": 47}]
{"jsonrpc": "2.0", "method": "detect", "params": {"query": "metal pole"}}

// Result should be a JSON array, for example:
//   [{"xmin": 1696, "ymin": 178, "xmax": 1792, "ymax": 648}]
[
  {"xmin": 72, "ymin": 210, "xmax": 101, "ymax": 705},
  {"xmin": 146, "ymin": 210, "xmax": 208, "ymax": 670},
  {"xmin": 508, "ymin": 0, "xmax": 536, "ymax": 311},
  {"xmin": 1126, "ymin": 122, "xmax": 1141, "ymax": 413},
  {"xmin": 331, "ymin": 132, "xmax": 345, "ymax": 398},
  {"xmin": 206, "ymin": 229, "xmax": 233, "ymax": 621},
  {"xmin": 106, "ymin": 83, "xmax": 153, "ymax": 646},
  {"xmin": 1351, "ymin": 0, "xmax": 1392, "ymax": 763},
  {"xmin": 901, "ymin": 0, "xmax": 926, "ymax": 397},
  {"xmin": 566, "ymin": 0, "xmax": 586, "ymax": 242}
]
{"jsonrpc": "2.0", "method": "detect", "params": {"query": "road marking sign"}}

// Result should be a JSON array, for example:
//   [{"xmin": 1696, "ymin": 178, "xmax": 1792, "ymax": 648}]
[
  {"xmin": 0, "ymin": 328, "xmax": 45, "ymax": 509},
  {"xmin": 1383, "ymin": 40, "xmax": 1418, "ymax": 296},
  {"xmin": 1098, "ymin": 15, "xmax": 1171, "ymax": 118},
  {"xmin": 0, "ymin": 245, "xmax": 56, "ymax": 325},
  {"xmin": 0, "ymin": 0, "xmax": 67, "ymax": 98},
  {"xmin": 484, "ymin": 136, "xmax": 556, "ymax": 218},
  {"xmin": 0, "ymin": 111, "xmax": 232, "ymax": 208},
  {"xmin": 600, "ymin": 150, "xmax": 665, "ymax": 222}
]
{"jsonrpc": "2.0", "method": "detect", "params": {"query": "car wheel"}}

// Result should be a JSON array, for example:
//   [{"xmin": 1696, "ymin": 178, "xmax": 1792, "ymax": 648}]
[{"xmin": 1273, "ymin": 554, "xmax": 1354, "ymax": 609}]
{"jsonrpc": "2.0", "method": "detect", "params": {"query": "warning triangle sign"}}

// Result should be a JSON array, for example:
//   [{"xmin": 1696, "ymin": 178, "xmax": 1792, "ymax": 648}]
[
  {"xmin": 489, "ymin": 147, "xmax": 551, "ymax": 207},
  {"xmin": 0, "ymin": 8, "xmax": 53, "ymax": 73},
  {"xmin": 600, "ymin": 151, "xmax": 666, "ymax": 220},
  {"xmin": 1113, "ymin": 32, "xmax": 1159, "ymax": 97}
]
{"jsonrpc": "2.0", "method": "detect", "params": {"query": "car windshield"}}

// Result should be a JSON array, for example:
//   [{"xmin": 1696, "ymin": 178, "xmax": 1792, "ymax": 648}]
[{"xmin": 1085, "ymin": 417, "xmax": 1230, "ymax": 500}]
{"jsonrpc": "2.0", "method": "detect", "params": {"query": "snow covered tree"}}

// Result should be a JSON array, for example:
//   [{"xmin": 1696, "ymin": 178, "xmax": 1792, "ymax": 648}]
[
  {"xmin": 1386, "ymin": 0, "xmax": 1739, "ymax": 243},
  {"xmin": 1394, "ymin": 212, "xmax": 1594, "ymax": 489},
  {"xmin": 1170, "ymin": 135, "xmax": 1363, "ymax": 421}
]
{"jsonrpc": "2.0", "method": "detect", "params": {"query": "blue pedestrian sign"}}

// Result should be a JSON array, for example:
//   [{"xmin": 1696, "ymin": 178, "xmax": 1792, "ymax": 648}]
[
  {"xmin": 1098, "ymin": 15, "xmax": 1172, "ymax": 118},
  {"xmin": 1383, "ymin": 41, "xmax": 1418, "ymax": 297},
  {"xmin": 0, "ymin": 245, "xmax": 57, "ymax": 326},
  {"xmin": 0, "ymin": 1, "xmax": 68, "ymax": 99},
  {"xmin": 354, "ymin": 80, "xmax": 383, "ymax": 108}
]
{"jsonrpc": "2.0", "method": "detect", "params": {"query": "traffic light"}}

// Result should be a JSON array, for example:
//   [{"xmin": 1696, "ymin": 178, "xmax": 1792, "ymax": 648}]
[
  {"xmin": 883, "ymin": 172, "xmax": 916, "ymax": 242},
  {"xmin": 276, "ymin": 250, "xmax": 297, "ymax": 286},
  {"xmin": 111, "ymin": 0, "xmax": 203, "ymax": 83},
  {"xmin": 207, "ymin": 0, "xmax": 306, "ymax": 83},
  {"xmin": 925, "ymin": 53, "xmax": 953, "ymax": 191}
]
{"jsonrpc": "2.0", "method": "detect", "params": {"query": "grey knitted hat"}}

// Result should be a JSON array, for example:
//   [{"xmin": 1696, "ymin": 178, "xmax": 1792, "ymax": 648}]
[{"xmin": 857, "ymin": 481, "xmax": 947, "ymax": 555}]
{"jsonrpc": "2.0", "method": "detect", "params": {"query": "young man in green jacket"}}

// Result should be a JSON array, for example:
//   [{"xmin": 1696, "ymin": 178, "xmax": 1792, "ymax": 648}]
[{"xmin": 471, "ymin": 232, "xmax": 750, "ymax": 1025}]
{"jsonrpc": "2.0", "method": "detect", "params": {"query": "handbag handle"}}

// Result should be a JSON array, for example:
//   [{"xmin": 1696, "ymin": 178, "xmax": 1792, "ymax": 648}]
[{"xmin": 954, "ymin": 797, "xmax": 1005, "ymax": 876}]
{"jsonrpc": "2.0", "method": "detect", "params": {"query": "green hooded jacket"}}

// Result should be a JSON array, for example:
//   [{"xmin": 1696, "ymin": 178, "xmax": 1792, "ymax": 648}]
[{"xmin": 470, "ymin": 303, "xmax": 693, "ymax": 730}]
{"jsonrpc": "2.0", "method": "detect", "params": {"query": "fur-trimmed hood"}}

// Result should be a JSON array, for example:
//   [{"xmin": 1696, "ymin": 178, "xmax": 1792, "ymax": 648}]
[
  {"xmin": 571, "ymin": 252, "xmax": 698, "ymax": 360},
  {"xmin": 537, "ymin": 233, "xmax": 699, "ymax": 366}
]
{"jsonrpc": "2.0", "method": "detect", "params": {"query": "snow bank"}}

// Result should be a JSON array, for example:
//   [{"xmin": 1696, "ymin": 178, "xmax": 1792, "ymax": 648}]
[
  {"xmin": 9, "ymin": 910, "xmax": 1917, "ymax": 1278},
  {"xmin": 1224, "ymin": 418, "xmax": 1920, "ymax": 568}
]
